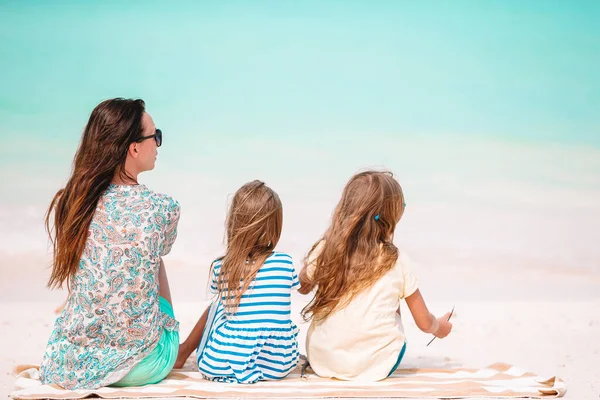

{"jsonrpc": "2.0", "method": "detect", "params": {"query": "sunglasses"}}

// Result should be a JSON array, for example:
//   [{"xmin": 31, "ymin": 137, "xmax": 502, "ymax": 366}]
[{"xmin": 136, "ymin": 128, "xmax": 162, "ymax": 147}]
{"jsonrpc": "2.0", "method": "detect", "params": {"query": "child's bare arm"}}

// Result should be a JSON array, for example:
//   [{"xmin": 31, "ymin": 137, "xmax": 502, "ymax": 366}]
[
  {"xmin": 298, "ymin": 265, "xmax": 315, "ymax": 295},
  {"xmin": 405, "ymin": 289, "xmax": 452, "ymax": 338}
]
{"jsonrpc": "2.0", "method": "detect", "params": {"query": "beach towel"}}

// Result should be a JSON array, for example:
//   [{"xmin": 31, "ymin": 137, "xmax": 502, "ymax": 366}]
[{"xmin": 11, "ymin": 358, "xmax": 566, "ymax": 399}]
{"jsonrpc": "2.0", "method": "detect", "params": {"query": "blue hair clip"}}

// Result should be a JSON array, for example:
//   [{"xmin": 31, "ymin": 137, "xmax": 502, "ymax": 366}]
[{"xmin": 374, "ymin": 214, "xmax": 380, "ymax": 221}]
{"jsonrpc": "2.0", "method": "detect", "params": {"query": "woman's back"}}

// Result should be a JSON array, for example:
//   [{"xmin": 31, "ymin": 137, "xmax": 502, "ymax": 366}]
[{"xmin": 41, "ymin": 184, "xmax": 180, "ymax": 389}]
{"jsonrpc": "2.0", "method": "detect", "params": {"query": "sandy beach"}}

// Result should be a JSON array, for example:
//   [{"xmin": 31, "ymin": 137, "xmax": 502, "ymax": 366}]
[
  {"xmin": 2, "ymin": 144, "xmax": 599, "ymax": 399},
  {"xmin": 2, "ymin": 250, "xmax": 599, "ymax": 399}
]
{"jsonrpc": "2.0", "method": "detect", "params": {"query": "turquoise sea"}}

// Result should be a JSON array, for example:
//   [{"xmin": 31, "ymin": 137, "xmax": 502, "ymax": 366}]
[{"xmin": 1, "ymin": 1, "xmax": 599, "ymax": 273}]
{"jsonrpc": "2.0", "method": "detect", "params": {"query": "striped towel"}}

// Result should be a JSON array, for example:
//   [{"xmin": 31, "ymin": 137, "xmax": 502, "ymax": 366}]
[{"xmin": 11, "ymin": 360, "xmax": 566, "ymax": 399}]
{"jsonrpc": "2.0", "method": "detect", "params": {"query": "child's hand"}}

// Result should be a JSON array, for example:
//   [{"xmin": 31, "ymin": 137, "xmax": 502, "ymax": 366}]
[{"xmin": 434, "ymin": 311, "xmax": 453, "ymax": 338}]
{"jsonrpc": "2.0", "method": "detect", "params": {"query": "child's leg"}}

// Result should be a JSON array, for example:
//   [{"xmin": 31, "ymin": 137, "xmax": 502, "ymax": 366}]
[{"xmin": 174, "ymin": 306, "xmax": 210, "ymax": 368}]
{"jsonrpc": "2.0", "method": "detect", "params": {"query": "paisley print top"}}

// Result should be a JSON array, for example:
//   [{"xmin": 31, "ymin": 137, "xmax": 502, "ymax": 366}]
[{"xmin": 40, "ymin": 184, "xmax": 181, "ymax": 389}]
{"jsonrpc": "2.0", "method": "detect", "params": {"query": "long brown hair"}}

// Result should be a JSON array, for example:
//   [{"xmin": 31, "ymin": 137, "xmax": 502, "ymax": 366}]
[
  {"xmin": 214, "ymin": 180, "xmax": 283, "ymax": 314},
  {"xmin": 46, "ymin": 98, "xmax": 146, "ymax": 289},
  {"xmin": 301, "ymin": 170, "xmax": 405, "ymax": 321}
]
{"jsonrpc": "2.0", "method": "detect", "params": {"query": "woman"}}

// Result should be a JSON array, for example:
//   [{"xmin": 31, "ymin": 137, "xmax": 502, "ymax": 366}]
[{"xmin": 40, "ymin": 98, "xmax": 181, "ymax": 389}]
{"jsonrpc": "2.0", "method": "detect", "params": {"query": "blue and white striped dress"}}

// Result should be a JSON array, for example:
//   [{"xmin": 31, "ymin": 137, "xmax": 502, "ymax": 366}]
[{"xmin": 197, "ymin": 252, "xmax": 300, "ymax": 383}]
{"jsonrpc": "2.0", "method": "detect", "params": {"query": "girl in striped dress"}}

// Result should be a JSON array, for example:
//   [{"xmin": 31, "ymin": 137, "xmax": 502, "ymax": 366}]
[{"xmin": 175, "ymin": 180, "xmax": 300, "ymax": 383}]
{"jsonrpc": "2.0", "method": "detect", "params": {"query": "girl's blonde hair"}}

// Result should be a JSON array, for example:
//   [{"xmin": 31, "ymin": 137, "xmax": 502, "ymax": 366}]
[
  {"xmin": 213, "ymin": 180, "xmax": 283, "ymax": 314},
  {"xmin": 302, "ymin": 170, "xmax": 405, "ymax": 321}
]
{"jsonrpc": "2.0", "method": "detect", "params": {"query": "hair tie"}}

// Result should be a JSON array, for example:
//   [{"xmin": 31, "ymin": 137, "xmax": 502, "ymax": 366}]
[{"xmin": 374, "ymin": 214, "xmax": 380, "ymax": 221}]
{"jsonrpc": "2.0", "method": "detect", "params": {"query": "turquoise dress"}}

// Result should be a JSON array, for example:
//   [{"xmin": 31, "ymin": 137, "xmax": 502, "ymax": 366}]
[{"xmin": 40, "ymin": 184, "xmax": 180, "ymax": 389}]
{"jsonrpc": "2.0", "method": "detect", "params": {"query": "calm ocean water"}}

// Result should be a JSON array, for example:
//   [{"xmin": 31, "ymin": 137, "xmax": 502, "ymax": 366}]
[{"xmin": 1, "ymin": 1, "xmax": 599, "ymax": 270}]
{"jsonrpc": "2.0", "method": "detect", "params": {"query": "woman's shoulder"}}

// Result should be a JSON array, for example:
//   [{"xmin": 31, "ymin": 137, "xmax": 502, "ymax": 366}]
[{"xmin": 143, "ymin": 186, "xmax": 181, "ymax": 212}]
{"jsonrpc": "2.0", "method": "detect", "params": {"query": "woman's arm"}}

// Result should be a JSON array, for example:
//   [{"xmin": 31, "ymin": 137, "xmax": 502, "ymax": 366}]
[
  {"xmin": 158, "ymin": 258, "xmax": 173, "ymax": 305},
  {"xmin": 175, "ymin": 306, "xmax": 210, "ymax": 369}
]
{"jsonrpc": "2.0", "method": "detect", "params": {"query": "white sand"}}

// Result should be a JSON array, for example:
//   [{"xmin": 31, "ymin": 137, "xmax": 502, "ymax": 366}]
[{"xmin": 2, "ymin": 252, "xmax": 600, "ymax": 399}]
